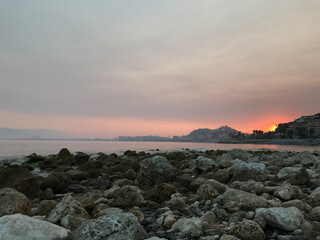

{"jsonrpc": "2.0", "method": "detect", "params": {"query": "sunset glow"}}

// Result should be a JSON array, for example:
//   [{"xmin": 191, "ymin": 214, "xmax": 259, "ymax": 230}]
[{"xmin": 268, "ymin": 125, "xmax": 278, "ymax": 132}]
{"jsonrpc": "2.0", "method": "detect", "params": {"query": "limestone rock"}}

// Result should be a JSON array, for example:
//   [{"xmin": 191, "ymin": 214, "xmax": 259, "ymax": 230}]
[
  {"xmin": 0, "ymin": 214, "xmax": 68, "ymax": 240},
  {"xmin": 0, "ymin": 188, "xmax": 31, "ymax": 217},
  {"xmin": 138, "ymin": 155, "xmax": 176, "ymax": 186},
  {"xmin": 68, "ymin": 213, "xmax": 148, "ymax": 240},
  {"xmin": 229, "ymin": 220, "xmax": 265, "ymax": 240},
  {"xmin": 256, "ymin": 207, "xmax": 304, "ymax": 231}
]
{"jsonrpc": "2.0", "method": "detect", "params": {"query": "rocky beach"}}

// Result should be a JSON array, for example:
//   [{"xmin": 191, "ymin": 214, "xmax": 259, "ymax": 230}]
[{"xmin": 0, "ymin": 148, "xmax": 320, "ymax": 240}]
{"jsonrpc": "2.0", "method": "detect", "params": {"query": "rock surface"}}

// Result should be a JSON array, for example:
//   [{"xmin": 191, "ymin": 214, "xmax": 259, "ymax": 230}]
[
  {"xmin": 0, "ymin": 188, "xmax": 31, "ymax": 217},
  {"xmin": 0, "ymin": 214, "xmax": 69, "ymax": 240}
]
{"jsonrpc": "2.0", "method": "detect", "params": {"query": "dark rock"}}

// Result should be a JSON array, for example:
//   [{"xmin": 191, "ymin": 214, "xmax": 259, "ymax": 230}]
[
  {"xmin": 41, "ymin": 172, "xmax": 71, "ymax": 194},
  {"xmin": 144, "ymin": 183, "xmax": 177, "ymax": 204},
  {"xmin": 74, "ymin": 152, "xmax": 90, "ymax": 165}
]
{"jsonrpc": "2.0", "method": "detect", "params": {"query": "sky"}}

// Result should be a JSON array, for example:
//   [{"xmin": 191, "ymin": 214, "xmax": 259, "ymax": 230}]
[{"xmin": 0, "ymin": 0, "xmax": 319, "ymax": 138}]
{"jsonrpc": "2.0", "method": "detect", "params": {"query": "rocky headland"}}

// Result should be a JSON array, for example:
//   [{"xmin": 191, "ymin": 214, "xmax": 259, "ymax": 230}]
[{"xmin": 0, "ymin": 148, "xmax": 320, "ymax": 239}]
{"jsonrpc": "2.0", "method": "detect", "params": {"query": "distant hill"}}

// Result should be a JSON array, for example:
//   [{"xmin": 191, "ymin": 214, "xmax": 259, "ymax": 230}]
[
  {"xmin": 0, "ymin": 128, "xmax": 67, "ymax": 140},
  {"xmin": 178, "ymin": 125, "xmax": 243, "ymax": 142}
]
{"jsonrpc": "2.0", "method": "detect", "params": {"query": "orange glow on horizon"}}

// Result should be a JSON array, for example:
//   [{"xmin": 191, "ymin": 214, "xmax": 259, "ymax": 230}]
[{"xmin": 267, "ymin": 124, "xmax": 278, "ymax": 132}]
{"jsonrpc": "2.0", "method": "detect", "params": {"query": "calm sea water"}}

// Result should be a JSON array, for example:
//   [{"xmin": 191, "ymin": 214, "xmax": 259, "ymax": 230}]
[{"xmin": 1, "ymin": 140, "xmax": 320, "ymax": 162}]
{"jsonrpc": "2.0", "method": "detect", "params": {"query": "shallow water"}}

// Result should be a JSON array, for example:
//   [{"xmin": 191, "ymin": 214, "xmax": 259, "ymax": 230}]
[{"xmin": 1, "ymin": 140, "xmax": 320, "ymax": 162}]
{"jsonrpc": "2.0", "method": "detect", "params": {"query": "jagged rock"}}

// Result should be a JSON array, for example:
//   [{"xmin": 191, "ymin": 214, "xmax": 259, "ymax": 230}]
[
  {"xmin": 46, "ymin": 194, "xmax": 90, "ymax": 225},
  {"xmin": 41, "ymin": 171, "xmax": 71, "ymax": 194},
  {"xmin": 256, "ymin": 207, "xmax": 304, "ymax": 231},
  {"xmin": 0, "ymin": 214, "xmax": 68, "ymax": 240},
  {"xmin": 67, "ymin": 213, "xmax": 148, "ymax": 240},
  {"xmin": 216, "ymin": 189, "xmax": 268, "ymax": 212},
  {"xmin": 0, "ymin": 188, "xmax": 31, "ymax": 217},
  {"xmin": 229, "ymin": 220, "xmax": 265, "ymax": 240},
  {"xmin": 114, "ymin": 185, "xmax": 146, "ymax": 208},
  {"xmin": 36, "ymin": 200, "xmax": 56, "ymax": 216},
  {"xmin": 170, "ymin": 217, "xmax": 203, "ymax": 237},
  {"xmin": 0, "ymin": 165, "xmax": 40, "ymax": 199},
  {"xmin": 230, "ymin": 159, "xmax": 266, "ymax": 182},
  {"xmin": 192, "ymin": 156, "xmax": 216, "ymax": 172},
  {"xmin": 138, "ymin": 155, "xmax": 176, "ymax": 186},
  {"xmin": 274, "ymin": 182, "xmax": 295, "ymax": 201}
]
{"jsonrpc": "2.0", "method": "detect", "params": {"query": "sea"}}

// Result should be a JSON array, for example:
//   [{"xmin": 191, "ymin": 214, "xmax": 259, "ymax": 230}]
[{"xmin": 1, "ymin": 140, "xmax": 320, "ymax": 163}]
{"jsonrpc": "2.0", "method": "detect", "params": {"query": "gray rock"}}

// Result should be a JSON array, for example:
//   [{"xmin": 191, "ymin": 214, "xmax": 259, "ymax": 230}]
[
  {"xmin": 216, "ymin": 188, "xmax": 268, "ymax": 212},
  {"xmin": 192, "ymin": 156, "xmax": 216, "ymax": 171},
  {"xmin": 68, "ymin": 213, "xmax": 148, "ymax": 240},
  {"xmin": 229, "ymin": 220, "xmax": 265, "ymax": 240},
  {"xmin": 138, "ymin": 155, "xmax": 176, "ymax": 186},
  {"xmin": 114, "ymin": 185, "xmax": 146, "ymax": 207},
  {"xmin": 46, "ymin": 194, "xmax": 90, "ymax": 224},
  {"xmin": 274, "ymin": 182, "xmax": 295, "ymax": 201},
  {"xmin": 0, "ymin": 214, "xmax": 68, "ymax": 240},
  {"xmin": 220, "ymin": 234, "xmax": 241, "ymax": 240},
  {"xmin": 230, "ymin": 181, "xmax": 265, "ymax": 195},
  {"xmin": 0, "ymin": 188, "xmax": 31, "ymax": 217},
  {"xmin": 170, "ymin": 217, "xmax": 203, "ymax": 237},
  {"xmin": 308, "ymin": 206, "xmax": 320, "ymax": 221},
  {"xmin": 256, "ymin": 207, "xmax": 304, "ymax": 231},
  {"xmin": 306, "ymin": 186, "xmax": 320, "ymax": 207},
  {"xmin": 228, "ymin": 149, "xmax": 252, "ymax": 161},
  {"xmin": 230, "ymin": 159, "xmax": 266, "ymax": 182}
]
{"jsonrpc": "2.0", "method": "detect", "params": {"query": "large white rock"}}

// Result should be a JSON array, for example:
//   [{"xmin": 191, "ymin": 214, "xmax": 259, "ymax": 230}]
[
  {"xmin": 0, "ymin": 214, "xmax": 69, "ymax": 240},
  {"xmin": 256, "ymin": 207, "xmax": 304, "ymax": 231}
]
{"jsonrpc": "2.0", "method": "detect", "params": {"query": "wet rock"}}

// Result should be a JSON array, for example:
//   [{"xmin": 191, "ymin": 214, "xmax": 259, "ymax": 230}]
[
  {"xmin": 0, "ymin": 188, "xmax": 31, "ymax": 216},
  {"xmin": 57, "ymin": 148, "xmax": 73, "ymax": 161},
  {"xmin": 170, "ymin": 217, "xmax": 203, "ymax": 237},
  {"xmin": 216, "ymin": 188, "xmax": 268, "ymax": 212},
  {"xmin": 229, "ymin": 220, "xmax": 265, "ymax": 240},
  {"xmin": 0, "ymin": 165, "xmax": 40, "ymax": 199},
  {"xmin": 41, "ymin": 171, "xmax": 71, "ymax": 194},
  {"xmin": 114, "ymin": 185, "xmax": 146, "ymax": 208},
  {"xmin": 46, "ymin": 194, "xmax": 90, "ymax": 225},
  {"xmin": 0, "ymin": 214, "xmax": 68, "ymax": 240},
  {"xmin": 256, "ymin": 207, "xmax": 304, "ymax": 231},
  {"xmin": 138, "ymin": 155, "xmax": 176, "ymax": 186},
  {"xmin": 67, "ymin": 213, "xmax": 148, "ymax": 240}
]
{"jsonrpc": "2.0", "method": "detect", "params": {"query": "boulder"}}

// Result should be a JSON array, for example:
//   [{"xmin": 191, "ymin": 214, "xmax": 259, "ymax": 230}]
[
  {"xmin": 36, "ymin": 200, "xmax": 56, "ymax": 216},
  {"xmin": 46, "ymin": 194, "xmax": 90, "ymax": 225},
  {"xmin": 277, "ymin": 167, "xmax": 314, "ymax": 180},
  {"xmin": 114, "ymin": 185, "xmax": 146, "ymax": 208},
  {"xmin": 229, "ymin": 220, "xmax": 265, "ymax": 240},
  {"xmin": 68, "ymin": 213, "xmax": 148, "ymax": 240},
  {"xmin": 230, "ymin": 181, "xmax": 265, "ymax": 195},
  {"xmin": 256, "ymin": 207, "xmax": 304, "ymax": 231},
  {"xmin": 228, "ymin": 149, "xmax": 252, "ymax": 161},
  {"xmin": 0, "ymin": 188, "xmax": 31, "ymax": 217},
  {"xmin": 192, "ymin": 156, "xmax": 216, "ymax": 172},
  {"xmin": 0, "ymin": 214, "xmax": 68, "ymax": 240},
  {"xmin": 229, "ymin": 159, "xmax": 266, "ymax": 182},
  {"xmin": 287, "ymin": 167, "xmax": 310, "ymax": 185},
  {"xmin": 74, "ymin": 152, "xmax": 90, "ymax": 165},
  {"xmin": 166, "ymin": 196, "xmax": 186, "ymax": 211},
  {"xmin": 0, "ymin": 165, "xmax": 40, "ymax": 199},
  {"xmin": 41, "ymin": 171, "xmax": 71, "ymax": 194},
  {"xmin": 138, "ymin": 155, "xmax": 176, "ymax": 186},
  {"xmin": 144, "ymin": 183, "xmax": 177, "ymax": 204},
  {"xmin": 170, "ymin": 217, "xmax": 203, "ymax": 237},
  {"xmin": 216, "ymin": 189, "xmax": 268, "ymax": 212},
  {"xmin": 57, "ymin": 148, "xmax": 73, "ymax": 161},
  {"xmin": 308, "ymin": 206, "xmax": 320, "ymax": 221}
]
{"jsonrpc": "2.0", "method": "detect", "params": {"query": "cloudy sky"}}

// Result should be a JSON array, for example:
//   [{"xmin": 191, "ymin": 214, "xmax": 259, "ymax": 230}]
[{"xmin": 0, "ymin": 1, "xmax": 319, "ymax": 137}]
